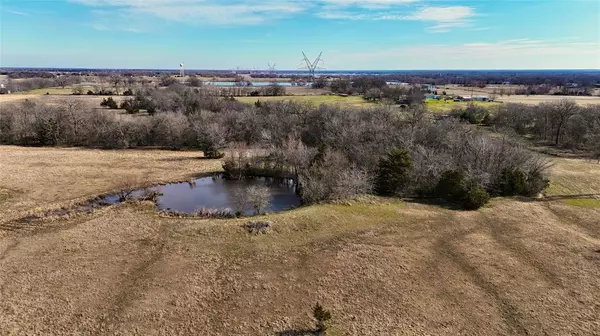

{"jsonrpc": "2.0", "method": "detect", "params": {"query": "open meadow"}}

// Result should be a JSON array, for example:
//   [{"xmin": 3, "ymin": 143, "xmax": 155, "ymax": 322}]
[
  {"xmin": 236, "ymin": 95, "xmax": 369, "ymax": 107},
  {"xmin": 0, "ymin": 146, "xmax": 599, "ymax": 335}
]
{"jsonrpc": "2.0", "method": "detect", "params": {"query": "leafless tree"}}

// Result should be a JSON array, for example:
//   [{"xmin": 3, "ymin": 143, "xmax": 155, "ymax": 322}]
[
  {"xmin": 55, "ymin": 76, "xmax": 69, "ymax": 89},
  {"xmin": 109, "ymin": 75, "xmax": 123, "ymax": 95},
  {"xmin": 246, "ymin": 185, "xmax": 271, "ymax": 215},
  {"xmin": 546, "ymin": 100, "xmax": 579, "ymax": 146}
]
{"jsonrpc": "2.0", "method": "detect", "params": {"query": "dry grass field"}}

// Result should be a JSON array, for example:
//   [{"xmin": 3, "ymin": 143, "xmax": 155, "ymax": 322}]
[
  {"xmin": 0, "ymin": 94, "xmax": 125, "ymax": 107},
  {"xmin": 496, "ymin": 95, "xmax": 600, "ymax": 105},
  {"xmin": 425, "ymin": 98, "xmax": 501, "ymax": 113},
  {"xmin": 439, "ymin": 84, "xmax": 600, "ymax": 106},
  {"xmin": 546, "ymin": 158, "xmax": 600, "ymax": 196},
  {"xmin": 236, "ymin": 95, "xmax": 369, "ymax": 107},
  {"xmin": 0, "ymin": 146, "xmax": 599, "ymax": 335}
]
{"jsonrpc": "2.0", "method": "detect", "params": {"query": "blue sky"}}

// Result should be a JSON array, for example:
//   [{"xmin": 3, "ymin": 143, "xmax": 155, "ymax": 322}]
[{"xmin": 1, "ymin": 0, "xmax": 599, "ymax": 69}]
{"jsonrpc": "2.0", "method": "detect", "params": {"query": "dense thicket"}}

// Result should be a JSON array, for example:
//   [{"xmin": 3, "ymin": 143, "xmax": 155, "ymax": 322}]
[
  {"xmin": 0, "ymin": 87, "xmax": 553, "ymax": 208},
  {"xmin": 491, "ymin": 101, "xmax": 600, "ymax": 158}
]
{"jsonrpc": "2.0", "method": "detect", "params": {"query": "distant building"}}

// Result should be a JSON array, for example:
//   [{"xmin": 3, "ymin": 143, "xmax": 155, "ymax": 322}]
[
  {"xmin": 424, "ymin": 93, "xmax": 441, "ymax": 100},
  {"xmin": 422, "ymin": 84, "xmax": 436, "ymax": 92},
  {"xmin": 387, "ymin": 81, "xmax": 409, "ymax": 86}
]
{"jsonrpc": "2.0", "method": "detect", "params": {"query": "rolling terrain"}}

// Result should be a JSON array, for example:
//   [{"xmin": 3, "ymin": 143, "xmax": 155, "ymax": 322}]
[{"xmin": 1, "ymin": 146, "xmax": 598, "ymax": 335}]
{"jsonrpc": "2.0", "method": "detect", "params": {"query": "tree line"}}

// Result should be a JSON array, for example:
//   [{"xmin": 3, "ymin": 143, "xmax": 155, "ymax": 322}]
[
  {"xmin": 490, "ymin": 101, "xmax": 600, "ymax": 158},
  {"xmin": 0, "ymin": 87, "xmax": 556, "ymax": 209}
]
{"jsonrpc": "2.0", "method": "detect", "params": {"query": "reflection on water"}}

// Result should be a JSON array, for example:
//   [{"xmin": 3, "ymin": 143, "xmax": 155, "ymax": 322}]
[
  {"xmin": 20, "ymin": 175, "xmax": 300, "ymax": 222},
  {"xmin": 105, "ymin": 175, "xmax": 300, "ymax": 216}
]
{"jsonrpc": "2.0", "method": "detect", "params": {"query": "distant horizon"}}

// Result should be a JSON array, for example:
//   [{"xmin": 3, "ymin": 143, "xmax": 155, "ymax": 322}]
[{"xmin": 2, "ymin": 67, "xmax": 599, "ymax": 73}]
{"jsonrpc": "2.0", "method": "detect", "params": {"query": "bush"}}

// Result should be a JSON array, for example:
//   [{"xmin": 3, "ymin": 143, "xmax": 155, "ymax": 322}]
[
  {"xmin": 493, "ymin": 168, "xmax": 527, "ymax": 196},
  {"xmin": 299, "ymin": 149, "xmax": 372, "ymax": 204},
  {"xmin": 204, "ymin": 149, "xmax": 225, "ymax": 159},
  {"xmin": 493, "ymin": 168, "xmax": 548, "ymax": 197},
  {"xmin": 461, "ymin": 181, "xmax": 491, "ymax": 210},
  {"xmin": 313, "ymin": 302, "xmax": 332, "ymax": 334},
  {"xmin": 242, "ymin": 221, "xmax": 272, "ymax": 234},
  {"xmin": 100, "ymin": 97, "xmax": 118, "ymax": 109},
  {"xmin": 452, "ymin": 103, "xmax": 489, "ymax": 124},
  {"xmin": 434, "ymin": 170, "xmax": 490, "ymax": 210},
  {"xmin": 375, "ymin": 148, "xmax": 412, "ymax": 196},
  {"xmin": 523, "ymin": 170, "xmax": 549, "ymax": 197}
]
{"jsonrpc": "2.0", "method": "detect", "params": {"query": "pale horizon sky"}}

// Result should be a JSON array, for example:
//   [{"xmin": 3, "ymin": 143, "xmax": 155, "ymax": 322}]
[{"xmin": 1, "ymin": 0, "xmax": 599, "ymax": 70}]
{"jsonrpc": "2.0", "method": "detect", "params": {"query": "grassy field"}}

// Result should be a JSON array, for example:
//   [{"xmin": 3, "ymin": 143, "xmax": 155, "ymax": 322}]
[
  {"xmin": 563, "ymin": 198, "xmax": 600, "ymax": 209},
  {"xmin": 546, "ymin": 158, "xmax": 600, "ymax": 196},
  {"xmin": 496, "ymin": 95, "xmax": 600, "ymax": 105},
  {"xmin": 237, "ymin": 95, "xmax": 370, "ymax": 107},
  {"xmin": 0, "ymin": 146, "xmax": 599, "ymax": 335},
  {"xmin": 24, "ymin": 85, "xmax": 96, "ymax": 95},
  {"xmin": 425, "ymin": 98, "xmax": 502, "ymax": 113}
]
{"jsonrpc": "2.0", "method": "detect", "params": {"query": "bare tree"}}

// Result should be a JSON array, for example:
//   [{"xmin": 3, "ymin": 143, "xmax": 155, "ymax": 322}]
[
  {"xmin": 55, "ymin": 76, "xmax": 69, "ymax": 89},
  {"xmin": 246, "ymin": 185, "xmax": 271, "ymax": 215},
  {"xmin": 109, "ymin": 75, "xmax": 123, "ymax": 95},
  {"xmin": 126, "ymin": 76, "xmax": 137, "ymax": 89},
  {"xmin": 546, "ymin": 100, "xmax": 578, "ymax": 146}
]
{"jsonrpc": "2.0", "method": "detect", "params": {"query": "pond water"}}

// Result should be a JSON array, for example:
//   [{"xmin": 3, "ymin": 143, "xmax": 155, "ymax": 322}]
[
  {"xmin": 105, "ymin": 175, "xmax": 300, "ymax": 216},
  {"xmin": 205, "ymin": 81, "xmax": 312, "ymax": 87}
]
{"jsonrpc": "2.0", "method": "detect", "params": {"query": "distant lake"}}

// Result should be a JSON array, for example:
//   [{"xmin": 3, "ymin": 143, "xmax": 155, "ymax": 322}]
[{"xmin": 205, "ymin": 81, "xmax": 311, "ymax": 87}]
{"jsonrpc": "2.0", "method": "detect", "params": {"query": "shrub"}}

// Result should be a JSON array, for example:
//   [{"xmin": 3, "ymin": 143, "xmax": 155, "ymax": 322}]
[
  {"xmin": 375, "ymin": 148, "xmax": 412, "ymax": 196},
  {"xmin": 493, "ymin": 168, "xmax": 527, "ymax": 196},
  {"xmin": 452, "ymin": 103, "xmax": 489, "ymax": 124},
  {"xmin": 299, "ymin": 149, "xmax": 372, "ymax": 204},
  {"xmin": 204, "ymin": 149, "xmax": 225, "ymax": 159},
  {"xmin": 100, "ymin": 97, "xmax": 118, "ymax": 109},
  {"xmin": 493, "ymin": 168, "xmax": 548, "ymax": 197},
  {"xmin": 434, "ymin": 170, "xmax": 490, "ymax": 210},
  {"xmin": 523, "ymin": 170, "xmax": 549, "ymax": 197},
  {"xmin": 313, "ymin": 302, "xmax": 332, "ymax": 334},
  {"xmin": 461, "ymin": 181, "xmax": 490, "ymax": 210},
  {"xmin": 242, "ymin": 221, "xmax": 272, "ymax": 234}
]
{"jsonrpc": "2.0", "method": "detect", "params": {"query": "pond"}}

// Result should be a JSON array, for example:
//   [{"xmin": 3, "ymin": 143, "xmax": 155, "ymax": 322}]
[
  {"xmin": 204, "ymin": 81, "xmax": 312, "ymax": 87},
  {"xmin": 104, "ymin": 175, "xmax": 300, "ymax": 216}
]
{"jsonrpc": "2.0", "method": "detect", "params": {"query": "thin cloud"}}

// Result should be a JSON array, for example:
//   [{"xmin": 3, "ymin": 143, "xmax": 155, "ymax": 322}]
[
  {"xmin": 70, "ymin": 0, "xmax": 426, "ymax": 25},
  {"xmin": 71, "ymin": 0, "xmax": 307, "ymax": 25},
  {"xmin": 317, "ymin": 5, "xmax": 477, "ymax": 32},
  {"xmin": 7, "ymin": 10, "xmax": 30, "ymax": 16},
  {"xmin": 334, "ymin": 39, "xmax": 600, "ymax": 69},
  {"xmin": 70, "ymin": 0, "xmax": 476, "ymax": 31}
]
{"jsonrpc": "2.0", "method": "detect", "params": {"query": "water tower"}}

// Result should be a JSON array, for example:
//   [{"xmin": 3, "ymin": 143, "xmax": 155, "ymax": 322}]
[{"xmin": 180, "ymin": 63, "xmax": 184, "ymax": 77}]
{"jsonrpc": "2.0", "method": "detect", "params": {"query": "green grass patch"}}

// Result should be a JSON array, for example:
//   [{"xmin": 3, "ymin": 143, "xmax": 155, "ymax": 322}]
[
  {"xmin": 236, "ymin": 95, "xmax": 369, "ymax": 107},
  {"xmin": 563, "ymin": 198, "xmax": 600, "ymax": 209}
]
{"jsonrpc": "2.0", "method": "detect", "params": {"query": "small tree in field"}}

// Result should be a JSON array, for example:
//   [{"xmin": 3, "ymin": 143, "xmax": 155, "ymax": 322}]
[
  {"xmin": 313, "ymin": 302, "xmax": 332, "ymax": 335},
  {"xmin": 246, "ymin": 185, "xmax": 271, "ymax": 215}
]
